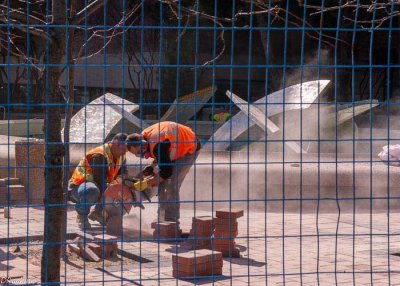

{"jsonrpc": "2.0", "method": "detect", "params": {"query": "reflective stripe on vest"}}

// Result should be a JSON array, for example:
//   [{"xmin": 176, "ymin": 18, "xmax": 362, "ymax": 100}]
[
  {"xmin": 71, "ymin": 143, "xmax": 123, "ymax": 185},
  {"xmin": 142, "ymin": 122, "xmax": 196, "ymax": 161},
  {"xmin": 148, "ymin": 129, "xmax": 176, "ymax": 143},
  {"xmin": 148, "ymin": 123, "xmax": 178, "ymax": 161}
]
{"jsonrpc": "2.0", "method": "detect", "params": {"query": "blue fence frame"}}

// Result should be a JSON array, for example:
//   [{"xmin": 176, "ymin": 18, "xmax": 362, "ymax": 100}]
[{"xmin": 0, "ymin": 1, "xmax": 399, "ymax": 285}]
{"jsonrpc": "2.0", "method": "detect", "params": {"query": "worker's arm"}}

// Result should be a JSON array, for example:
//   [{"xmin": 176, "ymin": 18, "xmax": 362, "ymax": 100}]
[
  {"xmin": 88, "ymin": 154, "xmax": 108, "ymax": 193},
  {"xmin": 116, "ymin": 157, "xmax": 129, "ymax": 181},
  {"xmin": 145, "ymin": 174, "xmax": 162, "ymax": 187},
  {"xmin": 152, "ymin": 140, "xmax": 172, "ymax": 183},
  {"xmin": 133, "ymin": 166, "xmax": 164, "ymax": 190},
  {"xmin": 133, "ymin": 141, "xmax": 172, "ymax": 191}
]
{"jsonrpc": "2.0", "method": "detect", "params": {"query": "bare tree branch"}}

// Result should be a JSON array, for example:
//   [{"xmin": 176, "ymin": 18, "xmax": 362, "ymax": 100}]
[
  {"xmin": 302, "ymin": 0, "xmax": 400, "ymax": 28},
  {"xmin": 72, "ymin": 0, "xmax": 110, "ymax": 25},
  {"xmin": 0, "ymin": 15, "xmax": 50, "ymax": 40},
  {"xmin": 162, "ymin": 0, "xmax": 227, "ymax": 66},
  {"xmin": 72, "ymin": 3, "xmax": 141, "ymax": 63},
  {"xmin": 6, "ymin": 34, "xmax": 44, "ymax": 72},
  {"xmin": 0, "ymin": 4, "xmax": 46, "ymax": 24}
]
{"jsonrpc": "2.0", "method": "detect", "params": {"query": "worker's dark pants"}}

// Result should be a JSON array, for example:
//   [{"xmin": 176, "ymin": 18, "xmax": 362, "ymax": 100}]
[
  {"xmin": 158, "ymin": 152, "xmax": 198, "ymax": 229},
  {"xmin": 69, "ymin": 182, "xmax": 100, "ymax": 216}
]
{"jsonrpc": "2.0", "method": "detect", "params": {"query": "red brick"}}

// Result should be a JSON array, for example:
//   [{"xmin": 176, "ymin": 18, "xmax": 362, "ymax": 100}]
[
  {"xmin": 214, "ymin": 227, "xmax": 238, "ymax": 235},
  {"xmin": 172, "ymin": 249, "xmax": 222, "ymax": 265},
  {"xmin": 87, "ymin": 242, "xmax": 101, "ymax": 255},
  {"xmin": 189, "ymin": 228, "xmax": 213, "ymax": 237},
  {"xmin": 215, "ymin": 209, "xmax": 244, "ymax": 219},
  {"xmin": 195, "ymin": 249, "xmax": 223, "ymax": 261},
  {"xmin": 213, "ymin": 245, "xmax": 236, "ymax": 253},
  {"xmin": 212, "ymin": 245, "xmax": 236, "ymax": 252},
  {"xmin": 213, "ymin": 217, "xmax": 238, "ymax": 226},
  {"xmin": 153, "ymin": 228, "xmax": 177, "ymax": 235},
  {"xmin": 191, "ymin": 224, "xmax": 214, "ymax": 231},
  {"xmin": 150, "ymin": 221, "xmax": 176, "ymax": 229},
  {"xmin": 192, "ymin": 216, "xmax": 214, "ymax": 226},
  {"xmin": 152, "ymin": 221, "xmax": 177, "ymax": 230},
  {"xmin": 87, "ymin": 242, "xmax": 116, "ymax": 258},
  {"xmin": 106, "ymin": 216, "xmax": 123, "ymax": 236},
  {"xmin": 153, "ymin": 231, "xmax": 174, "ymax": 239},
  {"xmin": 214, "ymin": 221, "xmax": 238, "ymax": 232},
  {"xmin": 77, "ymin": 243, "xmax": 100, "ymax": 262},
  {"xmin": 190, "ymin": 240, "xmax": 211, "ymax": 250},
  {"xmin": 212, "ymin": 238, "xmax": 235, "ymax": 245},
  {"xmin": 153, "ymin": 228, "xmax": 181, "ymax": 235},
  {"xmin": 213, "ymin": 229, "xmax": 238, "ymax": 238},
  {"xmin": 173, "ymin": 267, "xmax": 222, "ymax": 278},
  {"xmin": 173, "ymin": 260, "xmax": 223, "ymax": 274},
  {"xmin": 153, "ymin": 223, "xmax": 181, "ymax": 237},
  {"xmin": 153, "ymin": 228, "xmax": 182, "ymax": 239},
  {"xmin": 68, "ymin": 243, "xmax": 81, "ymax": 256},
  {"xmin": 94, "ymin": 234, "xmax": 118, "ymax": 242},
  {"xmin": 172, "ymin": 252, "xmax": 208, "ymax": 265},
  {"xmin": 93, "ymin": 234, "xmax": 118, "ymax": 255},
  {"xmin": 104, "ymin": 243, "xmax": 117, "ymax": 257},
  {"xmin": 212, "ymin": 247, "xmax": 241, "ymax": 258}
]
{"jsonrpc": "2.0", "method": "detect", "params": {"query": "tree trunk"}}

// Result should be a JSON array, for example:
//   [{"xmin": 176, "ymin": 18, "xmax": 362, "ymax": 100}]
[
  {"xmin": 41, "ymin": 0, "xmax": 66, "ymax": 283},
  {"xmin": 61, "ymin": 0, "xmax": 78, "ymax": 260}
]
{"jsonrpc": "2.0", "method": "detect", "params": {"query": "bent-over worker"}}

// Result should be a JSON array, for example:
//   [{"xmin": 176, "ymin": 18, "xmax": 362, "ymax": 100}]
[{"xmin": 128, "ymin": 121, "xmax": 201, "ymax": 231}]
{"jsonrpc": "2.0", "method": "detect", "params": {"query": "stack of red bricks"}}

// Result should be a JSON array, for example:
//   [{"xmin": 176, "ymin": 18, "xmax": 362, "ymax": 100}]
[
  {"xmin": 151, "ymin": 221, "xmax": 182, "ymax": 240},
  {"xmin": 172, "ymin": 249, "xmax": 223, "ymax": 278},
  {"xmin": 189, "ymin": 216, "xmax": 214, "ymax": 249},
  {"xmin": 212, "ymin": 208, "xmax": 244, "ymax": 258},
  {"xmin": 68, "ymin": 233, "xmax": 118, "ymax": 261}
]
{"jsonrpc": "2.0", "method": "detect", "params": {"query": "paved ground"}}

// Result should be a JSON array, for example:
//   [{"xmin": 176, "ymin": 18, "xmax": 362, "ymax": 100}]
[{"xmin": 0, "ymin": 205, "xmax": 400, "ymax": 285}]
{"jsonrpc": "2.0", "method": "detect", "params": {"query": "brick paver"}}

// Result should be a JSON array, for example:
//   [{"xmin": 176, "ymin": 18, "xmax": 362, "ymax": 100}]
[{"xmin": 0, "ymin": 205, "xmax": 399, "ymax": 285}]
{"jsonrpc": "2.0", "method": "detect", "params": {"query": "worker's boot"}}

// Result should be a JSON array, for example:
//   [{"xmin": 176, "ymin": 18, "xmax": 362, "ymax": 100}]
[
  {"xmin": 76, "ymin": 214, "xmax": 92, "ymax": 231},
  {"xmin": 88, "ymin": 205, "xmax": 108, "ymax": 226}
]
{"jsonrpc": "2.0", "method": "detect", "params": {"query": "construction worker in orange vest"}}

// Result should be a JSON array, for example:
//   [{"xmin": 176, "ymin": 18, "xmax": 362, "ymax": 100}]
[
  {"xmin": 127, "ymin": 121, "xmax": 201, "ymax": 233},
  {"xmin": 68, "ymin": 133, "xmax": 135, "ymax": 230}
]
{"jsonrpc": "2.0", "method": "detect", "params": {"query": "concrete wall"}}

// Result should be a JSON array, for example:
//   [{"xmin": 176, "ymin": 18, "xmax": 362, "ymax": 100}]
[
  {"xmin": 180, "ymin": 151, "xmax": 400, "ymax": 213},
  {"xmin": 0, "ymin": 119, "xmax": 47, "ymax": 137}
]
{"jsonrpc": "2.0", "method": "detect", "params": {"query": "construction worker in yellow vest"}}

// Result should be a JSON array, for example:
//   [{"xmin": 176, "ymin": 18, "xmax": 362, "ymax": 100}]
[
  {"xmin": 127, "ymin": 121, "xmax": 201, "ymax": 233},
  {"xmin": 69, "ymin": 133, "xmax": 135, "ymax": 230},
  {"xmin": 212, "ymin": 112, "xmax": 231, "ymax": 123}
]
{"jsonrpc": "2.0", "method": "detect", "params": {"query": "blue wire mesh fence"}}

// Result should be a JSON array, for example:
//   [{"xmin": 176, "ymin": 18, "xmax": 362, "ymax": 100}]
[{"xmin": 0, "ymin": 0, "xmax": 399, "ymax": 285}]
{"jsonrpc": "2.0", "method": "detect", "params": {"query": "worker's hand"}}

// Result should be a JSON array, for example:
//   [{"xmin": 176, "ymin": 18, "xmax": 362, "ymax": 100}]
[
  {"xmin": 133, "ymin": 180, "xmax": 148, "ymax": 191},
  {"xmin": 110, "ymin": 177, "xmax": 123, "ymax": 185},
  {"xmin": 142, "ymin": 165, "xmax": 154, "ymax": 176}
]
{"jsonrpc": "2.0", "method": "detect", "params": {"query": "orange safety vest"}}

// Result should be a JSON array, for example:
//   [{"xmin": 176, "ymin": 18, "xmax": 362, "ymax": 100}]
[
  {"xmin": 71, "ymin": 143, "xmax": 123, "ymax": 185},
  {"xmin": 142, "ymin": 121, "xmax": 197, "ymax": 161}
]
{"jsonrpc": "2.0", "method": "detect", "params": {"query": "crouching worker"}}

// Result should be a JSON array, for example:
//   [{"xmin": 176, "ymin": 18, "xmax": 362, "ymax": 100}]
[
  {"xmin": 127, "ymin": 121, "xmax": 201, "ymax": 232},
  {"xmin": 69, "ymin": 133, "xmax": 132, "ymax": 230}
]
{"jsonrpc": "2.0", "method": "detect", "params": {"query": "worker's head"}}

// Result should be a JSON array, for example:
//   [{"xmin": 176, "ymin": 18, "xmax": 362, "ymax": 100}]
[
  {"xmin": 126, "ymin": 133, "xmax": 149, "ymax": 157},
  {"xmin": 109, "ymin": 133, "xmax": 128, "ymax": 158}
]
